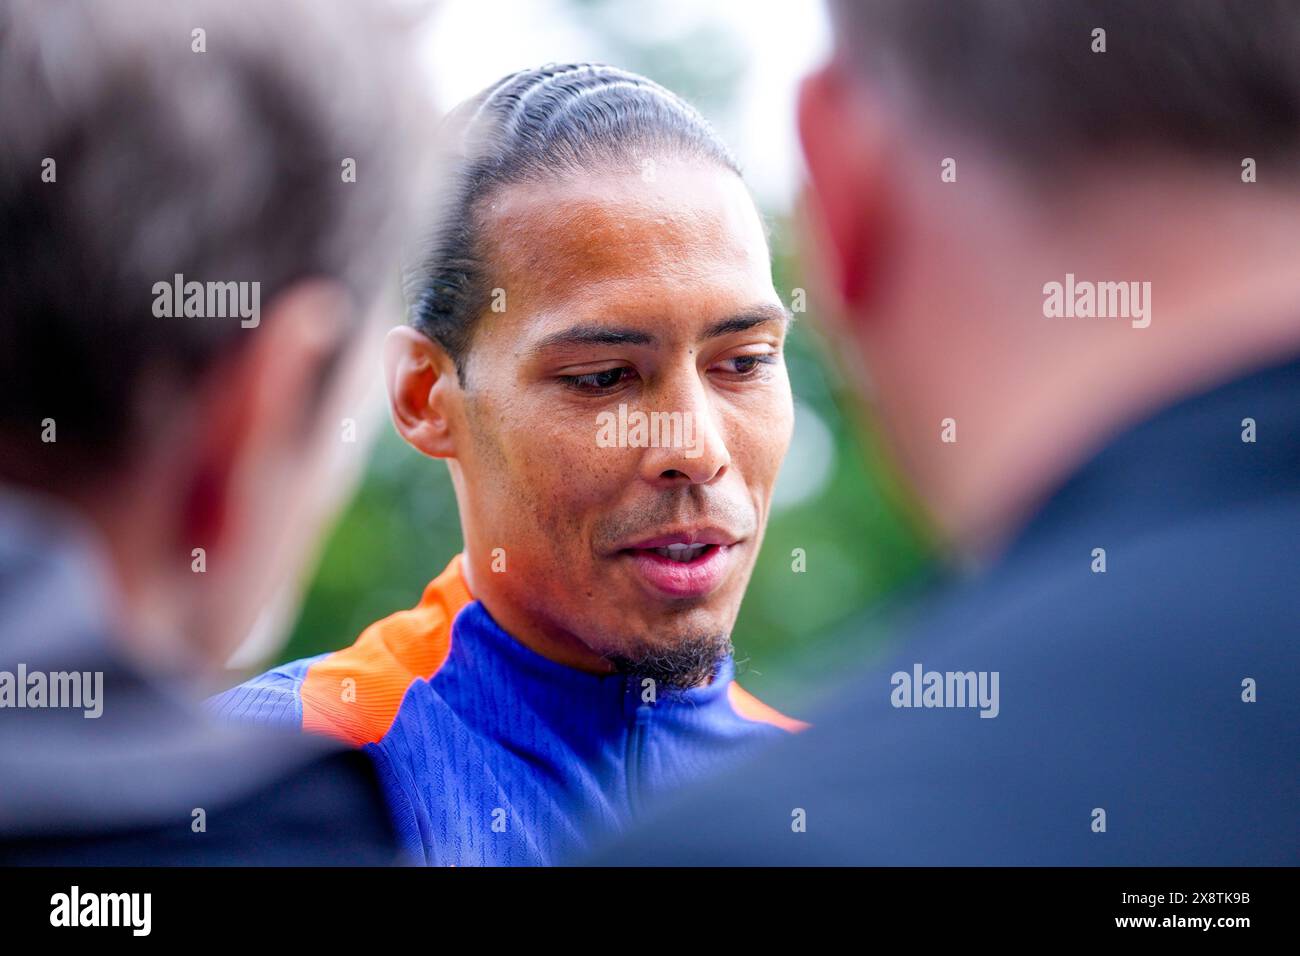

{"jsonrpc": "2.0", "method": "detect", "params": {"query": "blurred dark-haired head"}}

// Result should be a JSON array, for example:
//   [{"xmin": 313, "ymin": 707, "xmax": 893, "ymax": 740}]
[
  {"xmin": 801, "ymin": 0, "xmax": 1300, "ymax": 551},
  {"xmin": 0, "ymin": 0, "xmax": 432, "ymax": 670}
]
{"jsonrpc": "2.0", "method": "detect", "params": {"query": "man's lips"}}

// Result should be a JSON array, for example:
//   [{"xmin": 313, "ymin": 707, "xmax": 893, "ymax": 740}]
[
  {"xmin": 613, "ymin": 528, "xmax": 743, "ymax": 599},
  {"xmin": 617, "ymin": 527, "xmax": 738, "ymax": 550}
]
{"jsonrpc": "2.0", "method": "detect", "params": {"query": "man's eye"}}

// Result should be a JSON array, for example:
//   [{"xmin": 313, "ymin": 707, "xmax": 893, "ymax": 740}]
[
  {"xmin": 717, "ymin": 354, "xmax": 777, "ymax": 376},
  {"xmin": 561, "ymin": 367, "xmax": 636, "ymax": 393}
]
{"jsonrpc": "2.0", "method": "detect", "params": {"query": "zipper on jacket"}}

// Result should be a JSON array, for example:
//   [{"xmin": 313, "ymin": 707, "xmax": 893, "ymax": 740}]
[{"xmin": 624, "ymin": 692, "xmax": 653, "ymax": 818}]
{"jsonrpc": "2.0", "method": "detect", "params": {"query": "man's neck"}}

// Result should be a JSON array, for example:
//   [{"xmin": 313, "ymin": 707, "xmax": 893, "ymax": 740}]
[{"xmin": 456, "ymin": 553, "xmax": 621, "ymax": 675}]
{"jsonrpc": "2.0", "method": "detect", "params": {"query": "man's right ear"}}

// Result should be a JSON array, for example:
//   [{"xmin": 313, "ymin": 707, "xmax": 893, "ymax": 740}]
[{"xmin": 384, "ymin": 325, "xmax": 460, "ymax": 459}]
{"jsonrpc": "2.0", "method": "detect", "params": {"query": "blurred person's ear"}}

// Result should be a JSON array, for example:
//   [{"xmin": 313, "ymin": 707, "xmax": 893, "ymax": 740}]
[
  {"xmin": 797, "ymin": 59, "xmax": 890, "ymax": 312},
  {"xmin": 167, "ymin": 278, "xmax": 386, "ymax": 673},
  {"xmin": 384, "ymin": 326, "xmax": 460, "ymax": 460},
  {"xmin": 181, "ymin": 281, "xmax": 351, "ymax": 548}
]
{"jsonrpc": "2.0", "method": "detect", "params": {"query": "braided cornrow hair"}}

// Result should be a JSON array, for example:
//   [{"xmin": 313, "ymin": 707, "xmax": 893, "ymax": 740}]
[{"xmin": 405, "ymin": 63, "xmax": 741, "ymax": 382}]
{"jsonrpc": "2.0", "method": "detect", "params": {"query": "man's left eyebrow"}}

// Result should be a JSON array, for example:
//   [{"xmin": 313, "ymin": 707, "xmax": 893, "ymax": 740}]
[
  {"xmin": 529, "ymin": 325, "xmax": 656, "ymax": 353},
  {"xmin": 700, "ymin": 304, "xmax": 792, "ymax": 340}
]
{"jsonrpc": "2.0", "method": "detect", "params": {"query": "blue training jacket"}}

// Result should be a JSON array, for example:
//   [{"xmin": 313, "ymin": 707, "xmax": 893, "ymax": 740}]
[{"xmin": 208, "ymin": 559, "xmax": 806, "ymax": 865}]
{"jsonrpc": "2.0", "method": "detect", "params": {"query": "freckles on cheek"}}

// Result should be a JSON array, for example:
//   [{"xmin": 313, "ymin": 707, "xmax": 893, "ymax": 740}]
[
  {"xmin": 528, "ymin": 448, "xmax": 632, "ymax": 558},
  {"xmin": 508, "ymin": 428, "xmax": 590, "ymax": 511}
]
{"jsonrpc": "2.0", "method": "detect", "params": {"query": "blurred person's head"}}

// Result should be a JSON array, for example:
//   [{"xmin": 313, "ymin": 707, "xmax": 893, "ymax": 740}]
[
  {"xmin": 800, "ymin": 0, "xmax": 1300, "ymax": 552},
  {"xmin": 389, "ymin": 64, "xmax": 792, "ymax": 689},
  {"xmin": 0, "ymin": 0, "xmax": 429, "ymax": 673}
]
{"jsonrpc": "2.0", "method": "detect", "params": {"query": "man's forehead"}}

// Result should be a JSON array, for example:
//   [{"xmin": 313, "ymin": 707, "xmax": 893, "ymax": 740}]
[{"xmin": 480, "ymin": 164, "xmax": 768, "ymax": 304}]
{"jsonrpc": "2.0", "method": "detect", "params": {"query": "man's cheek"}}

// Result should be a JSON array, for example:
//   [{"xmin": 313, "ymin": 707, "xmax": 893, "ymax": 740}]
[{"xmin": 737, "ymin": 436, "xmax": 787, "ymax": 494}]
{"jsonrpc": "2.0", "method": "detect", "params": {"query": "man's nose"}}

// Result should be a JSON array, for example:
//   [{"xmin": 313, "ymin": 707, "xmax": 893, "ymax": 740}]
[{"xmin": 637, "ymin": 375, "xmax": 731, "ymax": 487}]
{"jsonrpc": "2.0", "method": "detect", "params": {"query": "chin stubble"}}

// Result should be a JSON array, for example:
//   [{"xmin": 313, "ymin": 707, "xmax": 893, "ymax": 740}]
[{"xmin": 604, "ymin": 630, "xmax": 734, "ymax": 692}]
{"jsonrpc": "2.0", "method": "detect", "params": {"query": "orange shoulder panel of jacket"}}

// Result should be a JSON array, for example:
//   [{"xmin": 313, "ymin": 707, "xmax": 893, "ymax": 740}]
[
  {"xmin": 727, "ymin": 681, "xmax": 811, "ymax": 733},
  {"xmin": 300, "ymin": 554, "xmax": 473, "ymax": 746}
]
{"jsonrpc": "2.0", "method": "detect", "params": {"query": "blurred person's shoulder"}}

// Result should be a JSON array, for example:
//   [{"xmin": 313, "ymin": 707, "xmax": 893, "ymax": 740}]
[
  {"xmin": 0, "ymin": 488, "xmax": 405, "ymax": 866},
  {"xmin": 0, "ymin": 671, "xmax": 405, "ymax": 866}
]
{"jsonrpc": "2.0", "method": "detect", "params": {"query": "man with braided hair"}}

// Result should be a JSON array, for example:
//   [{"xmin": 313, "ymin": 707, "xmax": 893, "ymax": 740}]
[{"xmin": 212, "ymin": 64, "xmax": 807, "ymax": 866}]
